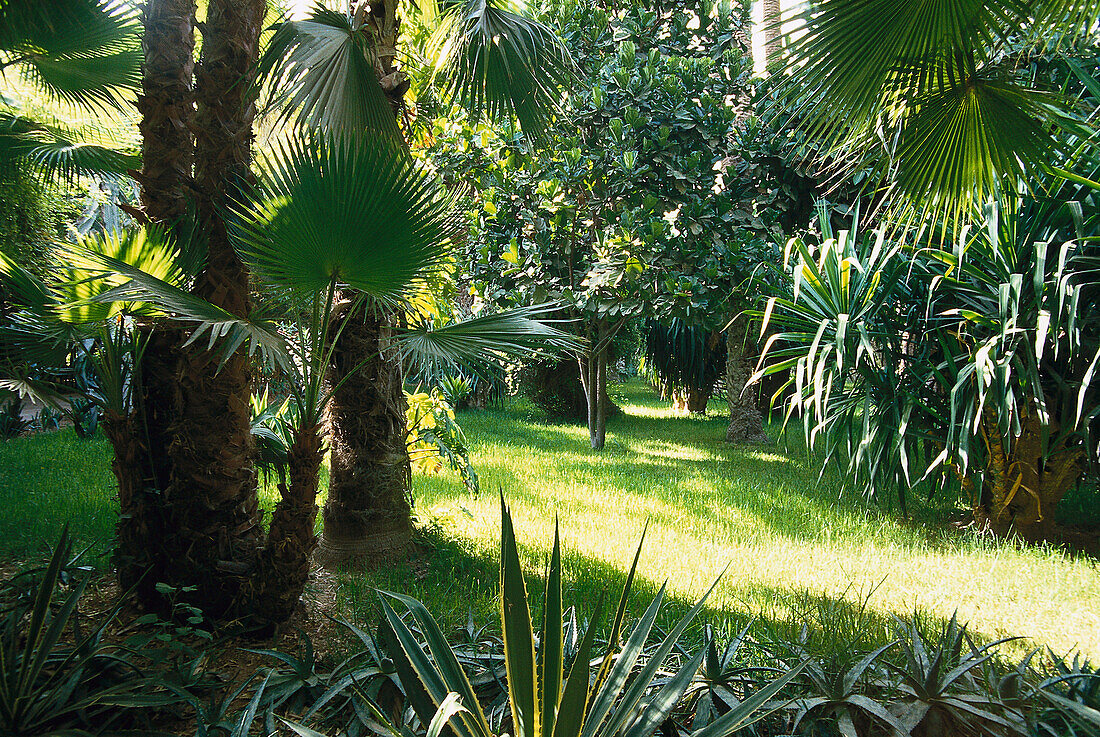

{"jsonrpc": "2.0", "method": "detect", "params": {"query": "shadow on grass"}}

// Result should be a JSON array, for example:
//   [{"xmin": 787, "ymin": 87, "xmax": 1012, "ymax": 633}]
[{"xmin": 335, "ymin": 520, "xmax": 1017, "ymax": 663}]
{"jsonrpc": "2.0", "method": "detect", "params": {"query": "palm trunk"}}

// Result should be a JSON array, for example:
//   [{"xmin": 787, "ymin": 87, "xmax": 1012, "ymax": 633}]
[
  {"xmin": 115, "ymin": 0, "xmax": 195, "ymax": 599},
  {"xmin": 316, "ymin": 0, "xmax": 414, "ymax": 569},
  {"xmin": 253, "ymin": 423, "xmax": 325, "ymax": 626},
  {"xmin": 154, "ymin": 0, "xmax": 266, "ymax": 619},
  {"xmin": 725, "ymin": 316, "xmax": 768, "ymax": 443},
  {"xmin": 317, "ymin": 301, "xmax": 413, "ymax": 567},
  {"xmin": 762, "ymin": 0, "xmax": 782, "ymax": 66},
  {"xmin": 973, "ymin": 410, "xmax": 1084, "ymax": 543}
]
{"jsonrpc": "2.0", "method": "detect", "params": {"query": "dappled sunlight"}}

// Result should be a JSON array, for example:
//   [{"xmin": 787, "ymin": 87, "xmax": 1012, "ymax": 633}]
[
  {"xmin": 405, "ymin": 382, "xmax": 1100, "ymax": 659},
  {"xmin": 627, "ymin": 439, "xmax": 711, "ymax": 463},
  {"xmin": 741, "ymin": 449, "xmax": 795, "ymax": 465}
]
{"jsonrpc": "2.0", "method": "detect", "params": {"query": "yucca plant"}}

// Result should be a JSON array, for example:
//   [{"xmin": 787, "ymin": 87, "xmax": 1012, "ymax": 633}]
[
  {"xmin": 372, "ymin": 497, "xmax": 805, "ymax": 737},
  {"xmin": 756, "ymin": 187, "xmax": 1100, "ymax": 538},
  {"xmin": 643, "ymin": 319, "xmax": 725, "ymax": 415}
]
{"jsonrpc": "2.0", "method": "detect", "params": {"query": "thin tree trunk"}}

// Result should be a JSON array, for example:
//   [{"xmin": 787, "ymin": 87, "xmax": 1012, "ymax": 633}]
[
  {"xmin": 725, "ymin": 316, "xmax": 769, "ymax": 443},
  {"xmin": 155, "ymin": 0, "xmax": 266, "ymax": 619},
  {"xmin": 115, "ymin": 0, "xmax": 196, "ymax": 600},
  {"xmin": 253, "ymin": 423, "xmax": 325, "ymax": 626},
  {"xmin": 316, "ymin": 0, "xmax": 414, "ymax": 569},
  {"xmin": 594, "ymin": 340, "xmax": 608, "ymax": 449},
  {"xmin": 317, "ymin": 301, "xmax": 413, "ymax": 568},
  {"xmin": 582, "ymin": 319, "xmax": 609, "ymax": 450}
]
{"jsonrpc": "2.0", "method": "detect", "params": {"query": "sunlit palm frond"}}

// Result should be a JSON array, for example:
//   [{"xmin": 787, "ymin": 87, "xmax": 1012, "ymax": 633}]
[
  {"xmin": 234, "ymin": 133, "xmax": 457, "ymax": 300},
  {"xmin": 259, "ymin": 5, "xmax": 401, "ymax": 138},
  {"xmin": 53, "ymin": 229, "xmax": 187, "ymax": 324},
  {"xmin": 82, "ymin": 246, "xmax": 292, "ymax": 372},
  {"xmin": 777, "ymin": 0, "xmax": 1092, "ymax": 223},
  {"xmin": 396, "ymin": 303, "xmax": 581, "ymax": 380},
  {"xmin": 0, "ymin": 111, "xmax": 138, "ymax": 179},
  {"xmin": 0, "ymin": 0, "xmax": 141, "ymax": 111},
  {"xmin": 430, "ymin": 0, "xmax": 574, "ymax": 140}
]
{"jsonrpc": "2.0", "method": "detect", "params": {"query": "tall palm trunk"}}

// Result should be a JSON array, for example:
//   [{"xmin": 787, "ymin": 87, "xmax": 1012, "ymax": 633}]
[
  {"xmin": 153, "ymin": 0, "xmax": 266, "ymax": 618},
  {"xmin": 114, "ymin": 0, "xmax": 195, "ymax": 599},
  {"xmin": 317, "ymin": 301, "xmax": 413, "ymax": 566},
  {"xmin": 725, "ymin": 316, "xmax": 768, "ymax": 443},
  {"xmin": 316, "ymin": 0, "xmax": 414, "ymax": 568},
  {"xmin": 762, "ymin": 0, "xmax": 782, "ymax": 66}
]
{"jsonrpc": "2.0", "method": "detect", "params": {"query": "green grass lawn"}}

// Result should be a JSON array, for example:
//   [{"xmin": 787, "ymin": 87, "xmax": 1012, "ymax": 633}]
[{"xmin": 2, "ymin": 380, "xmax": 1098, "ymax": 661}]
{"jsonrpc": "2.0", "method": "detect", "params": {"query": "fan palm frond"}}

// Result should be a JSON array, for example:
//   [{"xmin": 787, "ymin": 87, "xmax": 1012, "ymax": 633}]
[
  {"xmin": 777, "ymin": 0, "xmax": 1094, "ymax": 223},
  {"xmin": 234, "ymin": 133, "xmax": 457, "ymax": 300},
  {"xmin": 426, "ymin": 0, "xmax": 574, "ymax": 140},
  {"xmin": 259, "ymin": 5, "xmax": 401, "ymax": 138},
  {"xmin": 397, "ymin": 303, "xmax": 581, "ymax": 380},
  {"xmin": 0, "ymin": 0, "xmax": 141, "ymax": 111},
  {"xmin": 0, "ymin": 111, "xmax": 138, "ymax": 180}
]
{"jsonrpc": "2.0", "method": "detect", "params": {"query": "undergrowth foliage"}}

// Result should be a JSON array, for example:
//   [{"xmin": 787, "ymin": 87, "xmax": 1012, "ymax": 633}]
[{"xmin": 2, "ymin": 515, "xmax": 1100, "ymax": 735}]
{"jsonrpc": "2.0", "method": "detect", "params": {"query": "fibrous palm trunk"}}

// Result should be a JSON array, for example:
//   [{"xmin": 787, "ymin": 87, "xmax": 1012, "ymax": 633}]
[
  {"xmin": 762, "ymin": 0, "xmax": 782, "ymax": 66},
  {"xmin": 316, "ymin": 0, "xmax": 414, "ymax": 568},
  {"xmin": 317, "ymin": 301, "xmax": 413, "ymax": 566},
  {"xmin": 253, "ymin": 423, "xmax": 325, "ymax": 625},
  {"xmin": 114, "ymin": 0, "xmax": 195, "ymax": 599},
  {"xmin": 972, "ymin": 410, "xmax": 1084, "ymax": 543},
  {"xmin": 725, "ymin": 316, "xmax": 768, "ymax": 443},
  {"xmin": 154, "ymin": 0, "xmax": 266, "ymax": 618}
]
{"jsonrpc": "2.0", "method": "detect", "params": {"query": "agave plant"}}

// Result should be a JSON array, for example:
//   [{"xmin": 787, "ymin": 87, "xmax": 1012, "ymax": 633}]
[
  {"xmin": 886, "ymin": 614, "xmax": 1025, "ymax": 736},
  {"xmin": 371, "ymin": 498, "xmax": 805, "ymax": 737},
  {"xmin": 1033, "ymin": 652, "xmax": 1100, "ymax": 737},
  {"xmin": 0, "ymin": 528, "xmax": 183, "ymax": 735},
  {"xmin": 790, "ymin": 643, "xmax": 903, "ymax": 737}
]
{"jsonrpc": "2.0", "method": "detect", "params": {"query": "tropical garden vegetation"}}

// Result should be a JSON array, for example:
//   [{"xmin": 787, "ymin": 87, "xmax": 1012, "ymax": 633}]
[{"xmin": 0, "ymin": 0, "xmax": 1098, "ymax": 733}]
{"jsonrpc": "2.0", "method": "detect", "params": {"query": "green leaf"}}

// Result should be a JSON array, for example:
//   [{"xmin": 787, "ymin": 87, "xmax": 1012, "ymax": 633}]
[
  {"xmin": 234, "ymin": 133, "xmax": 455, "ymax": 300},
  {"xmin": 500, "ymin": 495, "xmax": 538, "ymax": 737}
]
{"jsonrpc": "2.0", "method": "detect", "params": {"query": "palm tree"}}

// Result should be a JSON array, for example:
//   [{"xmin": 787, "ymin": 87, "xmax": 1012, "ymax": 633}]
[
  {"xmin": 723, "ymin": 315, "xmax": 768, "ymax": 443},
  {"xmin": 777, "ymin": 0, "xmax": 1100, "ymax": 224},
  {"xmin": 151, "ymin": 0, "xmax": 268, "ymax": 618},
  {"xmin": 80, "ymin": 131, "xmax": 574, "ymax": 623},
  {"xmin": 262, "ymin": 0, "xmax": 573, "ymax": 566}
]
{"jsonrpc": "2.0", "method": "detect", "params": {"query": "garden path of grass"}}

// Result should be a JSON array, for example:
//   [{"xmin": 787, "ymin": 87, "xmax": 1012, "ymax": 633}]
[{"xmin": 1, "ymin": 380, "xmax": 1097, "ymax": 660}]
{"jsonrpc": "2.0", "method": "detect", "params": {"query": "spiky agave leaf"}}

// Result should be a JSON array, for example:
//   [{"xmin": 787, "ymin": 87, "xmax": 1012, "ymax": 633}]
[{"xmin": 234, "ymin": 133, "xmax": 456, "ymax": 301}]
